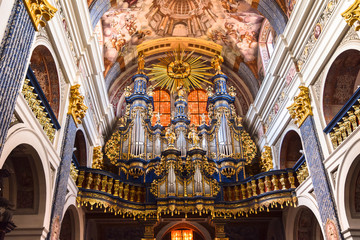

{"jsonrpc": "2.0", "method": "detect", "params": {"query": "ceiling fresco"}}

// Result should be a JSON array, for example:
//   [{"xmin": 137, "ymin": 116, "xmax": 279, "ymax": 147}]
[{"xmin": 95, "ymin": 0, "xmax": 265, "ymax": 76}]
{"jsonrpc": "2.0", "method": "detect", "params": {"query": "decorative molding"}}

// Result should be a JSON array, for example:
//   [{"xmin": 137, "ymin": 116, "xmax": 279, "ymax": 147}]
[
  {"xmin": 23, "ymin": 0, "xmax": 57, "ymax": 31},
  {"xmin": 287, "ymin": 86, "xmax": 313, "ymax": 128},
  {"xmin": 342, "ymin": 0, "xmax": 360, "ymax": 31},
  {"xmin": 67, "ymin": 84, "xmax": 88, "ymax": 127}
]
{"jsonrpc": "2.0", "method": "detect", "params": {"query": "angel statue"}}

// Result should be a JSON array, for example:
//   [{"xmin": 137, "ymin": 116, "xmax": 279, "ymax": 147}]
[
  {"xmin": 188, "ymin": 124, "xmax": 200, "ymax": 147},
  {"xmin": 165, "ymin": 126, "xmax": 176, "ymax": 147},
  {"xmin": 211, "ymin": 54, "xmax": 224, "ymax": 75}
]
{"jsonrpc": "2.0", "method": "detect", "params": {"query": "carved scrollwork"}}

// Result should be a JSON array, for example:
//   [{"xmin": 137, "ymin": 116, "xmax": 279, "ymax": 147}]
[
  {"xmin": 287, "ymin": 86, "xmax": 313, "ymax": 127},
  {"xmin": 260, "ymin": 146, "xmax": 273, "ymax": 172},
  {"xmin": 342, "ymin": 0, "xmax": 360, "ymax": 31},
  {"xmin": 105, "ymin": 131, "xmax": 121, "ymax": 165},
  {"xmin": 92, "ymin": 146, "xmax": 103, "ymax": 169},
  {"xmin": 23, "ymin": 0, "xmax": 57, "ymax": 31},
  {"xmin": 68, "ymin": 84, "xmax": 88, "ymax": 127}
]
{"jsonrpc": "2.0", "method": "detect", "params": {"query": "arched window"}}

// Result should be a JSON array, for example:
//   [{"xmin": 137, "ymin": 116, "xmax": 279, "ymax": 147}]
[
  {"xmin": 152, "ymin": 89, "xmax": 171, "ymax": 126},
  {"xmin": 188, "ymin": 90, "xmax": 208, "ymax": 126}
]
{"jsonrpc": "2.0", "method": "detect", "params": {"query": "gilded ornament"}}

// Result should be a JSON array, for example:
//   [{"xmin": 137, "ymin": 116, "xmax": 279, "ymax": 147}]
[
  {"xmin": 342, "ymin": 0, "xmax": 360, "ymax": 31},
  {"xmin": 92, "ymin": 146, "xmax": 104, "ymax": 169},
  {"xmin": 211, "ymin": 54, "xmax": 224, "ymax": 75},
  {"xmin": 228, "ymin": 86, "xmax": 236, "ymax": 97},
  {"xmin": 70, "ymin": 162, "xmax": 79, "ymax": 182},
  {"xmin": 68, "ymin": 84, "xmax": 88, "ymax": 127},
  {"xmin": 260, "ymin": 146, "xmax": 273, "ymax": 172},
  {"xmin": 165, "ymin": 126, "xmax": 176, "ymax": 148},
  {"xmin": 241, "ymin": 130, "xmax": 257, "ymax": 164},
  {"xmin": 188, "ymin": 124, "xmax": 200, "ymax": 148},
  {"xmin": 287, "ymin": 86, "xmax": 313, "ymax": 127},
  {"xmin": 124, "ymin": 86, "xmax": 132, "ymax": 97},
  {"xmin": 105, "ymin": 131, "xmax": 121, "ymax": 165},
  {"xmin": 23, "ymin": 0, "xmax": 57, "ymax": 31}
]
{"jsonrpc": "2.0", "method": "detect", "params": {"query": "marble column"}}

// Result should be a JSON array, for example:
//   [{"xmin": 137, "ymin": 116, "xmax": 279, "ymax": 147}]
[
  {"xmin": 288, "ymin": 86, "xmax": 343, "ymax": 240},
  {"xmin": 0, "ymin": 0, "xmax": 35, "ymax": 156},
  {"xmin": 47, "ymin": 115, "xmax": 77, "ymax": 240}
]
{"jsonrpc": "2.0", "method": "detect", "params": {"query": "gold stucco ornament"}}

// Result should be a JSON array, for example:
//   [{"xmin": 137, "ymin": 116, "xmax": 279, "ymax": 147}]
[
  {"xmin": 287, "ymin": 86, "xmax": 313, "ymax": 127},
  {"xmin": 23, "ymin": 0, "xmax": 58, "ymax": 31},
  {"xmin": 342, "ymin": 0, "xmax": 360, "ymax": 31},
  {"xmin": 260, "ymin": 146, "xmax": 273, "ymax": 172},
  {"xmin": 92, "ymin": 146, "xmax": 104, "ymax": 169},
  {"xmin": 68, "ymin": 84, "xmax": 88, "ymax": 127}
]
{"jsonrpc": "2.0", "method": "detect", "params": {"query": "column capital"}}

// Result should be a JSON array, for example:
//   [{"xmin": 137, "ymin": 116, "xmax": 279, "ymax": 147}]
[
  {"xmin": 342, "ymin": 0, "xmax": 360, "ymax": 31},
  {"xmin": 287, "ymin": 86, "xmax": 313, "ymax": 128},
  {"xmin": 23, "ymin": 0, "xmax": 57, "ymax": 31}
]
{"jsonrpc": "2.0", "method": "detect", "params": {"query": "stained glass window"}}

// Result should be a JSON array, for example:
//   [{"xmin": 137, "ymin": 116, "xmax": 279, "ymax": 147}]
[
  {"xmin": 188, "ymin": 89, "xmax": 209, "ymax": 125},
  {"xmin": 152, "ymin": 89, "xmax": 171, "ymax": 126},
  {"xmin": 171, "ymin": 230, "xmax": 193, "ymax": 240}
]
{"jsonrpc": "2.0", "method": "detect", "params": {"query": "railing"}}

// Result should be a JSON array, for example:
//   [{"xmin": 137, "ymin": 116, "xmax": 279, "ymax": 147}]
[
  {"xmin": 76, "ymin": 168, "xmax": 146, "ymax": 203},
  {"xmin": 324, "ymin": 87, "xmax": 360, "ymax": 149},
  {"xmin": 21, "ymin": 67, "xmax": 60, "ymax": 142}
]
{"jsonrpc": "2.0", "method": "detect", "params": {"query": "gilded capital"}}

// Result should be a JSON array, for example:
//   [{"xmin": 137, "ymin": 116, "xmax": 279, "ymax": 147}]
[
  {"xmin": 68, "ymin": 84, "xmax": 88, "ymax": 126},
  {"xmin": 287, "ymin": 86, "xmax": 313, "ymax": 127},
  {"xmin": 260, "ymin": 146, "xmax": 273, "ymax": 172},
  {"xmin": 342, "ymin": 0, "xmax": 360, "ymax": 31},
  {"xmin": 23, "ymin": 0, "xmax": 58, "ymax": 31},
  {"xmin": 92, "ymin": 146, "xmax": 103, "ymax": 169}
]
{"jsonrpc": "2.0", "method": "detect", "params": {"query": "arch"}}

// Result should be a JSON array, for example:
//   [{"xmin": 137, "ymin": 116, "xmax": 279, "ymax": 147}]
[
  {"xmin": 257, "ymin": 0, "xmax": 288, "ymax": 35},
  {"xmin": 322, "ymin": 49, "xmax": 360, "ymax": 125},
  {"xmin": 279, "ymin": 130, "xmax": 303, "ymax": 169},
  {"xmin": 156, "ymin": 221, "xmax": 211, "ymax": 240},
  {"xmin": 30, "ymin": 45, "xmax": 60, "ymax": 118},
  {"xmin": 337, "ymin": 138, "xmax": 360, "ymax": 235},
  {"xmin": 293, "ymin": 207, "xmax": 324, "ymax": 240},
  {"xmin": 74, "ymin": 130, "xmax": 88, "ymax": 167},
  {"xmin": 0, "ymin": 130, "xmax": 51, "ymax": 239},
  {"xmin": 62, "ymin": 195, "xmax": 84, "ymax": 240}
]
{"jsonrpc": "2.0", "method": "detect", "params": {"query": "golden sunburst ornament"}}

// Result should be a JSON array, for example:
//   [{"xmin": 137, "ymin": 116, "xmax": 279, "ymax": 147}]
[{"xmin": 147, "ymin": 47, "xmax": 213, "ymax": 94}]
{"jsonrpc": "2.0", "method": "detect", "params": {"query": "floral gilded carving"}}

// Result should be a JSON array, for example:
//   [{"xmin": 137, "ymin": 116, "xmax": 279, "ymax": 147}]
[
  {"xmin": 23, "ymin": 0, "xmax": 58, "ymax": 31},
  {"xmin": 287, "ymin": 86, "xmax": 313, "ymax": 127},
  {"xmin": 68, "ymin": 84, "xmax": 88, "ymax": 127}
]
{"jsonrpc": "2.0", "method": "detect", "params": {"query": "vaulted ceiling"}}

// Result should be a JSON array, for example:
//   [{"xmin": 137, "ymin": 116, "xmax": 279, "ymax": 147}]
[{"xmin": 87, "ymin": 0, "xmax": 293, "ymax": 117}]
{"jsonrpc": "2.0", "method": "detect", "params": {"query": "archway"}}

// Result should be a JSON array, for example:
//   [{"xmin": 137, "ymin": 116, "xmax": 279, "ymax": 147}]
[
  {"xmin": 30, "ymin": 45, "xmax": 60, "ymax": 118},
  {"xmin": 59, "ymin": 208, "xmax": 76, "ymax": 240},
  {"xmin": 74, "ymin": 130, "xmax": 87, "ymax": 167},
  {"xmin": 156, "ymin": 222, "xmax": 211, "ymax": 240},
  {"xmin": 279, "ymin": 130, "xmax": 303, "ymax": 169},
  {"xmin": 294, "ymin": 207, "xmax": 324, "ymax": 240},
  {"xmin": 323, "ymin": 50, "xmax": 360, "ymax": 124},
  {"xmin": 1, "ymin": 144, "xmax": 48, "ymax": 239}
]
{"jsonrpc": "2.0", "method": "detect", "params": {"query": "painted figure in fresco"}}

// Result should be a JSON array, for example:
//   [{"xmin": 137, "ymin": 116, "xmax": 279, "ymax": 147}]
[
  {"xmin": 111, "ymin": 34, "xmax": 126, "ymax": 52},
  {"xmin": 165, "ymin": 126, "xmax": 176, "ymax": 146},
  {"xmin": 211, "ymin": 54, "xmax": 224, "ymax": 74},
  {"xmin": 188, "ymin": 124, "xmax": 200, "ymax": 147}
]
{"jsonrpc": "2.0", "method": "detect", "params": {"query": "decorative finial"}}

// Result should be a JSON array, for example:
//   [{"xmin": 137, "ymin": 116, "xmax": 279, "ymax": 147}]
[
  {"xmin": 211, "ymin": 54, "xmax": 224, "ymax": 75},
  {"xmin": 287, "ymin": 86, "xmax": 313, "ymax": 127},
  {"xmin": 68, "ymin": 84, "xmax": 88, "ymax": 127}
]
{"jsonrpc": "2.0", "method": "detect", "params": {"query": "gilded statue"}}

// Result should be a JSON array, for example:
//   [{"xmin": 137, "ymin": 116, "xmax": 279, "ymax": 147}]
[
  {"xmin": 188, "ymin": 124, "xmax": 200, "ymax": 147},
  {"xmin": 147, "ymin": 85, "xmax": 155, "ymax": 96},
  {"xmin": 211, "ymin": 54, "xmax": 224, "ymax": 75},
  {"xmin": 68, "ymin": 84, "xmax": 88, "ymax": 126},
  {"xmin": 165, "ymin": 126, "xmax": 176, "ymax": 147},
  {"xmin": 177, "ymin": 81, "xmax": 186, "ymax": 98},
  {"xmin": 137, "ymin": 52, "xmax": 145, "ymax": 74},
  {"xmin": 287, "ymin": 86, "xmax": 313, "ymax": 127}
]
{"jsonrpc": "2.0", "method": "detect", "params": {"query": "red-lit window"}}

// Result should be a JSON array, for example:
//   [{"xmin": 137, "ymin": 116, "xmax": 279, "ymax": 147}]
[
  {"xmin": 188, "ymin": 89, "xmax": 208, "ymax": 125},
  {"xmin": 152, "ymin": 89, "xmax": 171, "ymax": 126},
  {"xmin": 171, "ymin": 230, "xmax": 193, "ymax": 240}
]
